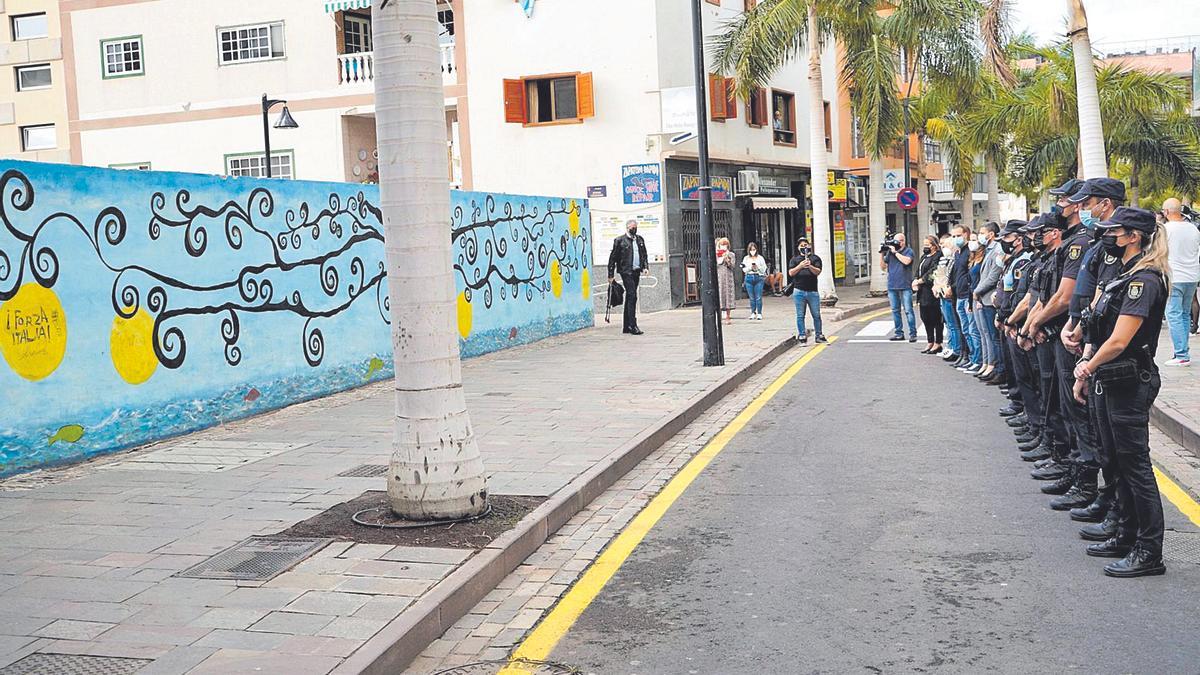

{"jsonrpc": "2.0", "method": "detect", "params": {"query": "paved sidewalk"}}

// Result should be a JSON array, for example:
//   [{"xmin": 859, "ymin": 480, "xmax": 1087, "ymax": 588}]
[
  {"xmin": 1151, "ymin": 331, "xmax": 1200, "ymax": 462},
  {"xmin": 0, "ymin": 291, "xmax": 882, "ymax": 674}
]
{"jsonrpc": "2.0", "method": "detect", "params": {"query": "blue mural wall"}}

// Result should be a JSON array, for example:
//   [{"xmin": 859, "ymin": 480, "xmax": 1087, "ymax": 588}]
[{"xmin": 0, "ymin": 161, "xmax": 592, "ymax": 476}]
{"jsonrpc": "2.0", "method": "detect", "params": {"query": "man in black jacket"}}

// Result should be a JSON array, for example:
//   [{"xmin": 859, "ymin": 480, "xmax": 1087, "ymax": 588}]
[{"xmin": 608, "ymin": 220, "xmax": 650, "ymax": 335}]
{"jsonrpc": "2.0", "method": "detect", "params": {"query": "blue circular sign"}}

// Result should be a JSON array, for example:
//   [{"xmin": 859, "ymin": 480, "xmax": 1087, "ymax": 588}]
[{"xmin": 897, "ymin": 187, "xmax": 919, "ymax": 210}]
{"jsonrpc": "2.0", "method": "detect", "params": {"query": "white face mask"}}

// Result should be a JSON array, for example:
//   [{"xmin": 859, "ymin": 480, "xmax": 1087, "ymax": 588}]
[
  {"xmin": 967, "ymin": 240, "xmax": 981, "ymax": 252},
  {"xmin": 941, "ymin": 246, "xmax": 953, "ymax": 257}
]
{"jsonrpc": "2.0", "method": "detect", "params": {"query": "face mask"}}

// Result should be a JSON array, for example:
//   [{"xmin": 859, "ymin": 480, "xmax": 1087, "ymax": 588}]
[
  {"xmin": 1079, "ymin": 209, "xmax": 1098, "ymax": 231},
  {"xmin": 1031, "ymin": 233, "xmax": 1046, "ymax": 250},
  {"xmin": 749, "ymin": 249, "xmax": 757, "ymax": 256},
  {"xmin": 1101, "ymin": 233, "xmax": 1126, "ymax": 256},
  {"xmin": 923, "ymin": 246, "xmax": 932, "ymax": 255},
  {"xmin": 1000, "ymin": 239, "xmax": 1016, "ymax": 254},
  {"xmin": 800, "ymin": 246, "xmax": 812, "ymax": 256},
  {"xmin": 954, "ymin": 236, "xmax": 966, "ymax": 249},
  {"xmin": 967, "ymin": 240, "xmax": 981, "ymax": 252},
  {"xmin": 628, "ymin": 227, "xmax": 637, "ymax": 236}
]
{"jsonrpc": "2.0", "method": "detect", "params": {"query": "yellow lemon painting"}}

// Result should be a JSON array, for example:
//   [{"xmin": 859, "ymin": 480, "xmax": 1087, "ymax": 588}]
[
  {"xmin": 581, "ymin": 267, "xmax": 591, "ymax": 299},
  {"xmin": 568, "ymin": 200, "xmax": 581, "ymax": 237},
  {"xmin": 0, "ymin": 283, "xmax": 68, "ymax": 382},
  {"xmin": 550, "ymin": 259, "xmax": 563, "ymax": 298},
  {"xmin": 457, "ymin": 290, "xmax": 473, "ymax": 339},
  {"xmin": 110, "ymin": 308, "xmax": 158, "ymax": 385}
]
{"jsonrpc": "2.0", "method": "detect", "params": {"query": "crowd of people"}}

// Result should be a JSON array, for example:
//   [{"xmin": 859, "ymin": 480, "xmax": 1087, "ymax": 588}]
[{"xmin": 911, "ymin": 178, "xmax": 1175, "ymax": 578}]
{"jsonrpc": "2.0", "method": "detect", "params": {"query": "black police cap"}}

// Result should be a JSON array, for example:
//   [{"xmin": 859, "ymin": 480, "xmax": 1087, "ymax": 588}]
[
  {"xmin": 1048, "ymin": 178, "xmax": 1084, "ymax": 197},
  {"xmin": 1017, "ymin": 215, "xmax": 1043, "ymax": 233},
  {"xmin": 1001, "ymin": 219, "xmax": 1027, "ymax": 235},
  {"xmin": 1096, "ymin": 206, "xmax": 1157, "ymax": 234},
  {"xmin": 1067, "ymin": 177, "xmax": 1126, "ymax": 204}
]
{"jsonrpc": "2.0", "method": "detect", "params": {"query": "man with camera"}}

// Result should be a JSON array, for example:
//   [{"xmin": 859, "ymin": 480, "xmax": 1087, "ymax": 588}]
[
  {"xmin": 788, "ymin": 238, "xmax": 827, "ymax": 345},
  {"xmin": 881, "ymin": 232, "xmax": 917, "ymax": 342}
]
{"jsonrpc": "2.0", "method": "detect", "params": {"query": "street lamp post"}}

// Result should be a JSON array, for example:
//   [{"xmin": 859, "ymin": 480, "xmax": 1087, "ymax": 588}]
[
  {"xmin": 261, "ymin": 94, "xmax": 299, "ymax": 178},
  {"xmin": 902, "ymin": 97, "xmax": 912, "ymax": 238},
  {"xmin": 689, "ymin": 0, "xmax": 724, "ymax": 367}
]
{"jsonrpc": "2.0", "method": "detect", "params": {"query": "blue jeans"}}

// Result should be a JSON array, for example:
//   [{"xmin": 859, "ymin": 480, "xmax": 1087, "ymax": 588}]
[
  {"xmin": 744, "ymin": 274, "xmax": 765, "ymax": 315},
  {"xmin": 956, "ymin": 298, "xmax": 981, "ymax": 366},
  {"xmin": 888, "ymin": 288, "xmax": 917, "ymax": 338},
  {"xmin": 941, "ymin": 298, "xmax": 961, "ymax": 353},
  {"xmin": 794, "ymin": 290, "xmax": 822, "ymax": 337},
  {"xmin": 979, "ymin": 305, "xmax": 1000, "ymax": 368},
  {"xmin": 1167, "ymin": 282, "xmax": 1197, "ymax": 360}
]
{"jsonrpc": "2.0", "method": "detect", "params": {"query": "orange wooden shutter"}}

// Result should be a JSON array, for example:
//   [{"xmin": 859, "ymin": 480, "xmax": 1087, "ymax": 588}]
[
  {"xmin": 786, "ymin": 94, "xmax": 797, "ymax": 143},
  {"xmin": 755, "ymin": 87, "xmax": 768, "ymax": 126},
  {"xmin": 503, "ymin": 78, "xmax": 527, "ymax": 124},
  {"xmin": 745, "ymin": 0, "xmax": 757, "ymax": 10},
  {"xmin": 823, "ymin": 101, "xmax": 832, "ymax": 150},
  {"xmin": 724, "ymin": 77, "xmax": 738, "ymax": 120},
  {"xmin": 709, "ymin": 74, "xmax": 726, "ymax": 121},
  {"xmin": 576, "ymin": 72, "xmax": 595, "ymax": 118},
  {"xmin": 745, "ymin": 90, "xmax": 757, "ymax": 127}
]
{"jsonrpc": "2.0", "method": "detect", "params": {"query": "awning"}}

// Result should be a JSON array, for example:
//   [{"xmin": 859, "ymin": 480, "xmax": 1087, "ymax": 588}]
[
  {"xmin": 325, "ymin": 0, "xmax": 371, "ymax": 13},
  {"xmin": 750, "ymin": 197, "xmax": 798, "ymax": 211}
]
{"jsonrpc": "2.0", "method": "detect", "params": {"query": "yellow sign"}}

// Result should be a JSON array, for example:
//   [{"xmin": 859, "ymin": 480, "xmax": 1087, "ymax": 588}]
[
  {"xmin": 1, "ymin": 283, "xmax": 68, "ymax": 382},
  {"xmin": 111, "ymin": 307, "xmax": 158, "ymax": 385},
  {"xmin": 829, "ymin": 179, "xmax": 848, "ymax": 202},
  {"xmin": 833, "ymin": 214, "xmax": 847, "ymax": 279}
]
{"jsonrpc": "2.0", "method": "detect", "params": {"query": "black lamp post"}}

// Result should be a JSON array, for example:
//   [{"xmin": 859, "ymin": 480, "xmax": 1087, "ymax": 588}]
[
  {"xmin": 262, "ymin": 94, "xmax": 299, "ymax": 178},
  {"xmin": 689, "ymin": 0, "xmax": 724, "ymax": 367}
]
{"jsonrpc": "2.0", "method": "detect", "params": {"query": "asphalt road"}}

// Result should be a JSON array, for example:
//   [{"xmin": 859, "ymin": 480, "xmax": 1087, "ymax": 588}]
[{"xmin": 547, "ymin": 319, "xmax": 1200, "ymax": 674}]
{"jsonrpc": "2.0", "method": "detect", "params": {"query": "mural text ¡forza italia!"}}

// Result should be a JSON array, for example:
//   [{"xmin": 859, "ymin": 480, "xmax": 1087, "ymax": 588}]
[{"xmin": 0, "ymin": 161, "xmax": 591, "ymax": 476}]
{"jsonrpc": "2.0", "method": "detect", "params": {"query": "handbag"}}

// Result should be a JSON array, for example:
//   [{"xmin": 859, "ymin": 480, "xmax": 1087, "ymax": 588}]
[
  {"xmin": 608, "ymin": 281, "xmax": 625, "ymax": 307},
  {"xmin": 782, "ymin": 282, "xmax": 795, "ymax": 297}
]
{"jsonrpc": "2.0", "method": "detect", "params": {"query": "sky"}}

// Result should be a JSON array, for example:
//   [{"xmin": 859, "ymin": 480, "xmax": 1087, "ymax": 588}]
[{"xmin": 1010, "ymin": 0, "xmax": 1200, "ymax": 51}]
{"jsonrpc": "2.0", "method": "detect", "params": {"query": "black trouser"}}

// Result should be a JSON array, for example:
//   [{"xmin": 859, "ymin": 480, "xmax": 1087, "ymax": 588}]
[
  {"xmin": 1001, "ymin": 334, "xmax": 1021, "ymax": 400},
  {"xmin": 1092, "ymin": 364, "xmax": 1164, "ymax": 554},
  {"xmin": 1012, "ymin": 339, "xmax": 1042, "ymax": 423},
  {"xmin": 620, "ymin": 272, "xmax": 640, "ymax": 332},
  {"xmin": 919, "ymin": 302, "xmax": 944, "ymax": 344},
  {"xmin": 1055, "ymin": 340, "xmax": 1099, "ymax": 466},
  {"xmin": 1037, "ymin": 341, "xmax": 1068, "ymax": 453}
]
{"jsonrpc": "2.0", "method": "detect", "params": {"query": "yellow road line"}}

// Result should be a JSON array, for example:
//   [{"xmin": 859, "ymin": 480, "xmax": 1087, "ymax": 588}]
[
  {"xmin": 499, "ymin": 338, "xmax": 838, "ymax": 673},
  {"xmin": 858, "ymin": 308, "xmax": 892, "ymax": 323},
  {"xmin": 1155, "ymin": 467, "xmax": 1200, "ymax": 528}
]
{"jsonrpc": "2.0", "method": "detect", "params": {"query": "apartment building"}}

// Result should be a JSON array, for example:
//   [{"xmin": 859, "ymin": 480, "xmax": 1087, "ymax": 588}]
[
  {"xmin": 1, "ymin": 0, "xmax": 71, "ymax": 162},
  {"xmin": 58, "ymin": 0, "xmax": 846, "ymax": 310},
  {"xmin": 59, "ymin": 0, "xmax": 466, "ymax": 185}
]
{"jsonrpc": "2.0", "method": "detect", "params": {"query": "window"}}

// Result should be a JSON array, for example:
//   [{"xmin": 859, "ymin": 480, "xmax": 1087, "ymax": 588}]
[
  {"xmin": 823, "ymin": 101, "xmax": 832, "ymax": 152},
  {"xmin": 110, "ymin": 162, "xmax": 152, "ymax": 170},
  {"xmin": 343, "ymin": 14, "xmax": 371, "ymax": 54},
  {"xmin": 708, "ymin": 74, "xmax": 737, "ymax": 122},
  {"xmin": 226, "ymin": 151, "xmax": 294, "ymax": 179},
  {"xmin": 11, "ymin": 13, "xmax": 48, "ymax": 41},
  {"xmin": 924, "ymin": 137, "xmax": 942, "ymax": 164},
  {"xmin": 101, "ymin": 36, "xmax": 144, "ymax": 78},
  {"xmin": 20, "ymin": 124, "xmax": 56, "ymax": 151},
  {"xmin": 218, "ymin": 22, "xmax": 284, "ymax": 64},
  {"xmin": 15, "ymin": 64, "xmax": 52, "ymax": 91},
  {"xmin": 745, "ymin": 0, "xmax": 757, "ymax": 9},
  {"xmin": 746, "ymin": 87, "xmax": 768, "ymax": 127},
  {"xmin": 503, "ymin": 73, "xmax": 595, "ymax": 125},
  {"xmin": 851, "ymin": 115, "xmax": 865, "ymax": 158},
  {"xmin": 437, "ymin": 7, "xmax": 455, "ymax": 39},
  {"xmin": 771, "ymin": 90, "xmax": 796, "ymax": 146}
]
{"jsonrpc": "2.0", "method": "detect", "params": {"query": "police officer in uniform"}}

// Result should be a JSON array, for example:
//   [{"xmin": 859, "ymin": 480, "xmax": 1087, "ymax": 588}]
[
  {"xmin": 1073, "ymin": 207, "xmax": 1169, "ymax": 578},
  {"xmin": 1017, "ymin": 215, "xmax": 1073, "ymax": 485},
  {"xmin": 1001, "ymin": 218, "xmax": 1051, "ymax": 457},
  {"xmin": 994, "ymin": 221, "xmax": 1035, "ymax": 442}
]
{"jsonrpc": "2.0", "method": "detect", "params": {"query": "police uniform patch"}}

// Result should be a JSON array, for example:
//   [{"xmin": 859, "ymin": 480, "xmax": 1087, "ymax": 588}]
[
  {"xmin": 1105, "ymin": 254, "xmax": 1118, "ymax": 265},
  {"xmin": 1068, "ymin": 244, "xmax": 1082, "ymax": 261},
  {"xmin": 1015, "ymin": 269, "xmax": 1024, "ymax": 279},
  {"xmin": 1128, "ymin": 281, "xmax": 1144, "ymax": 299}
]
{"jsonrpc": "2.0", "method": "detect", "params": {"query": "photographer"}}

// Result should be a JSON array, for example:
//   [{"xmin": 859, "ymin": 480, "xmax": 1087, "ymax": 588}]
[
  {"xmin": 789, "ymin": 238, "xmax": 827, "ymax": 345},
  {"xmin": 881, "ymin": 232, "xmax": 917, "ymax": 342}
]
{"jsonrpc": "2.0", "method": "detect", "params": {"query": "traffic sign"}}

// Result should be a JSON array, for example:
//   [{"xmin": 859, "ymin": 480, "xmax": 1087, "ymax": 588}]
[{"xmin": 897, "ymin": 187, "xmax": 919, "ymax": 210}]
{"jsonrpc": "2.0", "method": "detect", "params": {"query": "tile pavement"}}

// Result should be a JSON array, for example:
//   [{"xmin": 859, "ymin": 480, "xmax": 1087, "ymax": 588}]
[{"xmin": 0, "ymin": 295, "xmax": 876, "ymax": 674}]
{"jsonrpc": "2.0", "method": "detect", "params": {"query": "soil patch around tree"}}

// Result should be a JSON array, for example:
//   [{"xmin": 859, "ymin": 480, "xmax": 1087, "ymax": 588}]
[{"xmin": 277, "ymin": 491, "xmax": 545, "ymax": 548}]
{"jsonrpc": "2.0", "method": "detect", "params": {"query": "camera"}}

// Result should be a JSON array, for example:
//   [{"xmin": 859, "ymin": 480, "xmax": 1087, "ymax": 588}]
[{"xmin": 878, "ymin": 232, "xmax": 901, "ymax": 254}]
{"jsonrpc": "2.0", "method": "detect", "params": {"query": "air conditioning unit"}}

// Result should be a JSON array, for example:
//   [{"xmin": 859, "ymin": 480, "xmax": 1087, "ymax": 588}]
[{"xmin": 736, "ymin": 170, "xmax": 760, "ymax": 195}]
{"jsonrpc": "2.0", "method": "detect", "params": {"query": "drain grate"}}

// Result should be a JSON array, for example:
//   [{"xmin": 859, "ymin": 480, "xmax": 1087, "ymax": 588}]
[
  {"xmin": 337, "ymin": 464, "xmax": 389, "ymax": 478},
  {"xmin": 0, "ymin": 653, "xmax": 152, "ymax": 675},
  {"xmin": 1164, "ymin": 530, "xmax": 1200, "ymax": 565},
  {"xmin": 176, "ymin": 536, "xmax": 330, "ymax": 581},
  {"xmin": 433, "ymin": 660, "xmax": 578, "ymax": 675}
]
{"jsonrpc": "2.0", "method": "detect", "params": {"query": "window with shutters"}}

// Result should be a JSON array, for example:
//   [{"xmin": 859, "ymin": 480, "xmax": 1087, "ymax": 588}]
[
  {"xmin": 708, "ymin": 74, "xmax": 737, "ymax": 122},
  {"xmin": 823, "ymin": 101, "xmax": 832, "ymax": 152},
  {"xmin": 745, "ymin": 0, "xmax": 757, "ymax": 10},
  {"xmin": 502, "ymin": 72, "xmax": 595, "ymax": 126},
  {"xmin": 771, "ymin": 90, "xmax": 796, "ymax": 146},
  {"xmin": 746, "ymin": 88, "xmax": 768, "ymax": 127}
]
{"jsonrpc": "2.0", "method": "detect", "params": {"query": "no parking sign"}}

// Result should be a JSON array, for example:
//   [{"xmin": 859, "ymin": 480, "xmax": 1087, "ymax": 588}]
[{"xmin": 897, "ymin": 187, "xmax": 919, "ymax": 210}]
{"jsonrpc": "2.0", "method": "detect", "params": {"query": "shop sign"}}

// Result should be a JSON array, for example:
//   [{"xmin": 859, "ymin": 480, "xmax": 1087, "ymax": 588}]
[
  {"xmin": 680, "ymin": 174, "xmax": 733, "ymax": 202},
  {"xmin": 621, "ymin": 163, "xmax": 662, "ymax": 205}
]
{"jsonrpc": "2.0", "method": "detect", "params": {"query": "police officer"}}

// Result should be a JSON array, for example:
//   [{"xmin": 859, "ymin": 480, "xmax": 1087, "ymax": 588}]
[
  {"xmin": 1072, "ymin": 206, "xmax": 1169, "ymax": 578},
  {"xmin": 994, "ymin": 221, "xmax": 1037, "ymax": 444},
  {"xmin": 1001, "ymin": 217, "xmax": 1051, "ymax": 457},
  {"xmin": 1016, "ymin": 215, "xmax": 1073, "ymax": 486}
]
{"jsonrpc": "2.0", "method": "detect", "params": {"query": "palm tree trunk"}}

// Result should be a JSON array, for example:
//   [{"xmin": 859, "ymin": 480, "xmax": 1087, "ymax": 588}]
[
  {"xmin": 962, "ymin": 191, "xmax": 975, "ymax": 230},
  {"xmin": 1130, "ymin": 158, "xmax": 1140, "ymax": 207},
  {"xmin": 868, "ymin": 158, "xmax": 888, "ymax": 295},
  {"xmin": 376, "ymin": 0, "xmax": 488, "ymax": 520},
  {"xmin": 806, "ymin": 5, "xmax": 836, "ymax": 301},
  {"xmin": 916, "ymin": 176, "xmax": 932, "ymax": 234},
  {"xmin": 1068, "ymin": 0, "xmax": 1108, "ymax": 178},
  {"xmin": 985, "ymin": 157, "xmax": 1001, "ymax": 223}
]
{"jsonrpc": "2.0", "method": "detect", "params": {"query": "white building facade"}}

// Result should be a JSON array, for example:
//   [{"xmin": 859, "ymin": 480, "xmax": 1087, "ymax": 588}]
[{"xmin": 62, "ymin": 0, "xmax": 846, "ymax": 311}]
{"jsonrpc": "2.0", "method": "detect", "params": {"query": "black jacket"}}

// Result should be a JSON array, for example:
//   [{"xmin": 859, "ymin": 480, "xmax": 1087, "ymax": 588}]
[{"xmin": 608, "ymin": 234, "xmax": 649, "ymax": 277}]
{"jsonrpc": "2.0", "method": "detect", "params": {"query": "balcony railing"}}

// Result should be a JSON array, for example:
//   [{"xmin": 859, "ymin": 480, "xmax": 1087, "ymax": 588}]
[{"xmin": 337, "ymin": 43, "xmax": 457, "ymax": 87}]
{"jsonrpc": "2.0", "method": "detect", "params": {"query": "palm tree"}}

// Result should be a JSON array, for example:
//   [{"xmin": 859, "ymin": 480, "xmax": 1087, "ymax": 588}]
[
  {"xmin": 1068, "ymin": 0, "xmax": 1107, "ymax": 178},
  {"xmin": 375, "ymin": 0, "xmax": 488, "ymax": 520}
]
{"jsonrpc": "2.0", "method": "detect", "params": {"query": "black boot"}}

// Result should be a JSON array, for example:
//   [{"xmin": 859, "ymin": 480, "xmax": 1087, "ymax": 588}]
[
  {"xmin": 1050, "ymin": 466, "xmax": 1099, "ymax": 510},
  {"xmin": 1015, "ymin": 430, "xmax": 1039, "ymax": 444},
  {"xmin": 1006, "ymin": 415, "xmax": 1028, "ymax": 428},
  {"xmin": 999, "ymin": 404, "xmax": 1023, "ymax": 418},
  {"xmin": 1033, "ymin": 456, "xmax": 1056, "ymax": 469},
  {"xmin": 1031, "ymin": 460, "xmax": 1069, "ymax": 480},
  {"xmin": 1069, "ymin": 490, "xmax": 1113, "ymax": 523},
  {"xmin": 1086, "ymin": 535, "xmax": 1134, "ymax": 558},
  {"xmin": 1021, "ymin": 444, "xmax": 1052, "ymax": 462},
  {"xmin": 1079, "ymin": 507, "xmax": 1120, "ymax": 541},
  {"xmin": 1040, "ymin": 464, "xmax": 1077, "ymax": 494},
  {"xmin": 1104, "ymin": 545, "xmax": 1166, "ymax": 578}
]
